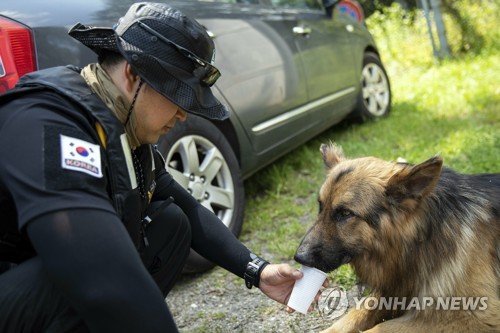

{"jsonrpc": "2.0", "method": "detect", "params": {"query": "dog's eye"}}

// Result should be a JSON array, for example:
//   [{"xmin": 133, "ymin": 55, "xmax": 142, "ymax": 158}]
[{"xmin": 332, "ymin": 208, "xmax": 354, "ymax": 222}]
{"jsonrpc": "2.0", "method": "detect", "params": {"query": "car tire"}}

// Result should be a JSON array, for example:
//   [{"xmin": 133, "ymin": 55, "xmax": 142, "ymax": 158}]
[
  {"xmin": 351, "ymin": 52, "xmax": 391, "ymax": 122},
  {"xmin": 156, "ymin": 115, "xmax": 245, "ymax": 273}
]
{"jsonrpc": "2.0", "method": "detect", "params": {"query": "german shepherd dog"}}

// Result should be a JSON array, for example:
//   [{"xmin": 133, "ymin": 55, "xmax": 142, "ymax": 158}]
[{"xmin": 294, "ymin": 143, "xmax": 500, "ymax": 333}]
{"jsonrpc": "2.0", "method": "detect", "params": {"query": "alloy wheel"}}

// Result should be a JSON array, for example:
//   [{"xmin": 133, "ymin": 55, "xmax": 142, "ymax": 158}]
[{"xmin": 165, "ymin": 135, "xmax": 235, "ymax": 228}]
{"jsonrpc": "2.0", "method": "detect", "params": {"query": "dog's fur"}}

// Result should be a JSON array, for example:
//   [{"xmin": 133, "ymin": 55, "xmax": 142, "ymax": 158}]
[{"xmin": 295, "ymin": 143, "xmax": 500, "ymax": 333}]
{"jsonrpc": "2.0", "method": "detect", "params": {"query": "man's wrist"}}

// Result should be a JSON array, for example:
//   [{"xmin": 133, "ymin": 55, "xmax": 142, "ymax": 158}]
[{"xmin": 244, "ymin": 254, "xmax": 269, "ymax": 289}]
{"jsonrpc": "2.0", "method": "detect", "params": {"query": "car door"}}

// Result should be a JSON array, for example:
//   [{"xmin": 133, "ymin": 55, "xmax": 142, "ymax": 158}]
[
  {"xmin": 269, "ymin": 0, "xmax": 358, "ymax": 126},
  {"xmin": 193, "ymin": 1, "xmax": 311, "ymax": 157}
]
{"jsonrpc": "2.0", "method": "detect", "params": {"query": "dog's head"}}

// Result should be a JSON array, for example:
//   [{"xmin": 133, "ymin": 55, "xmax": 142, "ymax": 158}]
[{"xmin": 294, "ymin": 143, "xmax": 443, "ymax": 276}]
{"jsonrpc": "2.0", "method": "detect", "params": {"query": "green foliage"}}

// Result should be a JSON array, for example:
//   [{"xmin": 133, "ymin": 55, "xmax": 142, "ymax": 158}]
[
  {"xmin": 358, "ymin": 0, "xmax": 418, "ymax": 18},
  {"xmin": 242, "ymin": 1, "xmax": 499, "ymax": 289},
  {"xmin": 441, "ymin": 0, "xmax": 499, "ymax": 55},
  {"xmin": 364, "ymin": 0, "xmax": 499, "ymax": 62},
  {"xmin": 366, "ymin": 3, "xmax": 434, "ymax": 67},
  {"xmin": 331, "ymin": 265, "xmax": 357, "ymax": 290}
]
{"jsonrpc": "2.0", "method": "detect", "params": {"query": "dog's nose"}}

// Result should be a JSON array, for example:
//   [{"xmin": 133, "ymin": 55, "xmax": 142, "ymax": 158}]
[{"xmin": 294, "ymin": 248, "xmax": 312, "ymax": 266}]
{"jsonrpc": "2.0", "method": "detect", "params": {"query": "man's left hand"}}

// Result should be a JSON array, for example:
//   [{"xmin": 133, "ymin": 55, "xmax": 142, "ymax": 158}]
[{"xmin": 258, "ymin": 263, "xmax": 328, "ymax": 313}]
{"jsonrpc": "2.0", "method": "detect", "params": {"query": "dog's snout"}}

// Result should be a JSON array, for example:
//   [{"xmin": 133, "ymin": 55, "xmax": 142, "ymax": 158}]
[
  {"xmin": 294, "ymin": 248, "xmax": 307, "ymax": 264},
  {"xmin": 294, "ymin": 244, "xmax": 315, "ymax": 266}
]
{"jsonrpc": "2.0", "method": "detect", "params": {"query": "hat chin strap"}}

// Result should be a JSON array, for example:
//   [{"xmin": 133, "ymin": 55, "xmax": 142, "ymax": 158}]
[{"xmin": 124, "ymin": 79, "xmax": 144, "ymax": 127}]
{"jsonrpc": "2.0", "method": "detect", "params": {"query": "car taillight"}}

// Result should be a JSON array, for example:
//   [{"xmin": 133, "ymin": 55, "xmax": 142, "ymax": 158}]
[{"xmin": 0, "ymin": 17, "xmax": 37, "ymax": 94}]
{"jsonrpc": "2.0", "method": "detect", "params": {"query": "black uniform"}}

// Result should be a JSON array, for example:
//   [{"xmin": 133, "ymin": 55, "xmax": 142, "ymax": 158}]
[{"xmin": 0, "ymin": 66, "xmax": 252, "ymax": 332}]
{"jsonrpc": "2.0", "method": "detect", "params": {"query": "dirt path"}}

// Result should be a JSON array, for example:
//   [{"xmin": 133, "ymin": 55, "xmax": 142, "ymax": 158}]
[{"xmin": 167, "ymin": 264, "xmax": 337, "ymax": 333}]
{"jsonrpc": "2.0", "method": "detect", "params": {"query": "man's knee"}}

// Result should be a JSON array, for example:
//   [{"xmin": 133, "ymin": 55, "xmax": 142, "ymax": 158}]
[
  {"xmin": 170, "ymin": 203, "xmax": 190, "ymax": 235},
  {"xmin": 142, "ymin": 201, "xmax": 192, "ymax": 264},
  {"xmin": 156, "ymin": 202, "xmax": 191, "ymax": 244},
  {"xmin": 142, "ymin": 201, "xmax": 192, "ymax": 296}
]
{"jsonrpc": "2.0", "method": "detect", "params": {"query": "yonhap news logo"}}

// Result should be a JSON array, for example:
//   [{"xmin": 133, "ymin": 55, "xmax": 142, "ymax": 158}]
[
  {"xmin": 353, "ymin": 296, "xmax": 489, "ymax": 311},
  {"xmin": 317, "ymin": 286, "xmax": 349, "ymax": 320},
  {"xmin": 317, "ymin": 287, "xmax": 489, "ymax": 319}
]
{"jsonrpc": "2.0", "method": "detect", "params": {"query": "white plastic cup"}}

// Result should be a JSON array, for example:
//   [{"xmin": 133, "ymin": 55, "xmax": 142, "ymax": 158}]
[{"xmin": 287, "ymin": 265, "xmax": 327, "ymax": 314}]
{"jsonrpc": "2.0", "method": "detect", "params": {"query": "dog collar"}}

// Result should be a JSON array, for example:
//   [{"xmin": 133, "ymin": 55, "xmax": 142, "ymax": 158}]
[{"xmin": 244, "ymin": 254, "xmax": 269, "ymax": 289}]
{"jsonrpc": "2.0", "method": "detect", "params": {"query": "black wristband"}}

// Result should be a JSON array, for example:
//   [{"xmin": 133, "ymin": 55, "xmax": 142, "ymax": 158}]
[{"xmin": 244, "ymin": 254, "xmax": 269, "ymax": 289}]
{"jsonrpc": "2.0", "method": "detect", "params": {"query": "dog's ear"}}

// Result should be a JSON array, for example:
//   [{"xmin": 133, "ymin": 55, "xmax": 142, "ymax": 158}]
[
  {"xmin": 386, "ymin": 156, "xmax": 443, "ymax": 205},
  {"xmin": 320, "ymin": 142, "xmax": 345, "ymax": 169}
]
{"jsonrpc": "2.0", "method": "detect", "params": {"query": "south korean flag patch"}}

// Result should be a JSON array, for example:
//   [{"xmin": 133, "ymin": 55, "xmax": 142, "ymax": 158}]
[{"xmin": 60, "ymin": 135, "xmax": 103, "ymax": 178}]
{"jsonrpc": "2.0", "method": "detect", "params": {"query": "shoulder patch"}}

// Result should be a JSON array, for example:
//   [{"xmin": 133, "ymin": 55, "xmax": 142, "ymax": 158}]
[{"xmin": 60, "ymin": 135, "xmax": 102, "ymax": 178}]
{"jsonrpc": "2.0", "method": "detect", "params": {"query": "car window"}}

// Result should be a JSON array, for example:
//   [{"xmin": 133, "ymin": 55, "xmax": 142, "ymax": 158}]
[{"xmin": 270, "ymin": 0, "xmax": 322, "ymax": 10}]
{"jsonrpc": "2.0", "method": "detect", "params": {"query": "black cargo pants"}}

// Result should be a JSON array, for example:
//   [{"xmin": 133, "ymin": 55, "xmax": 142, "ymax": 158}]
[{"xmin": 0, "ymin": 201, "xmax": 191, "ymax": 332}]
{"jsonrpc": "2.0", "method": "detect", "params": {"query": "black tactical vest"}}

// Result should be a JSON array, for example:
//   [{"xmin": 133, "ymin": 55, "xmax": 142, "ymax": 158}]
[{"xmin": 0, "ymin": 66, "xmax": 154, "ymax": 257}]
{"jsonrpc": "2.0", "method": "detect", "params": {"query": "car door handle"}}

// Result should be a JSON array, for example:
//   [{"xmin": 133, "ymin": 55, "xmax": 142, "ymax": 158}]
[{"xmin": 293, "ymin": 26, "xmax": 311, "ymax": 36}]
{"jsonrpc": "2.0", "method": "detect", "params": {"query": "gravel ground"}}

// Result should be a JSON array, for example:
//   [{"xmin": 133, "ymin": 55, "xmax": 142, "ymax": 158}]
[
  {"xmin": 167, "ymin": 261, "xmax": 358, "ymax": 333},
  {"xmin": 166, "ymin": 193, "xmax": 356, "ymax": 332}
]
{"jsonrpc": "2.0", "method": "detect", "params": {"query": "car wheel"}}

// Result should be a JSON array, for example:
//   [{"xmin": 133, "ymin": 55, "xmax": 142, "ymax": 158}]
[
  {"xmin": 352, "ymin": 52, "xmax": 391, "ymax": 121},
  {"xmin": 156, "ymin": 115, "xmax": 245, "ymax": 273}
]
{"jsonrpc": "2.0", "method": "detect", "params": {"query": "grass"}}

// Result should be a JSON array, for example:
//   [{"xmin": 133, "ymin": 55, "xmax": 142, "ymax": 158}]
[{"xmin": 240, "ymin": 2, "xmax": 499, "ymax": 289}]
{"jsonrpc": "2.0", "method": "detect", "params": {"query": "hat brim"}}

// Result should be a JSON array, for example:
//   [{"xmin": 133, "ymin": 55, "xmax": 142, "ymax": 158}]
[
  {"xmin": 68, "ymin": 23, "xmax": 229, "ymax": 121},
  {"xmin": 68, "ymin": 23, "xmax": 120, "ymax": 54}
]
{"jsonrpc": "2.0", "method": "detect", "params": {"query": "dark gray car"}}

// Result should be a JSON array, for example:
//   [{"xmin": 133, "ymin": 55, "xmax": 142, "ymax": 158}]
[{"xmin": 0, "ymin": 0, "xmax": 391, "ymax": 271}]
